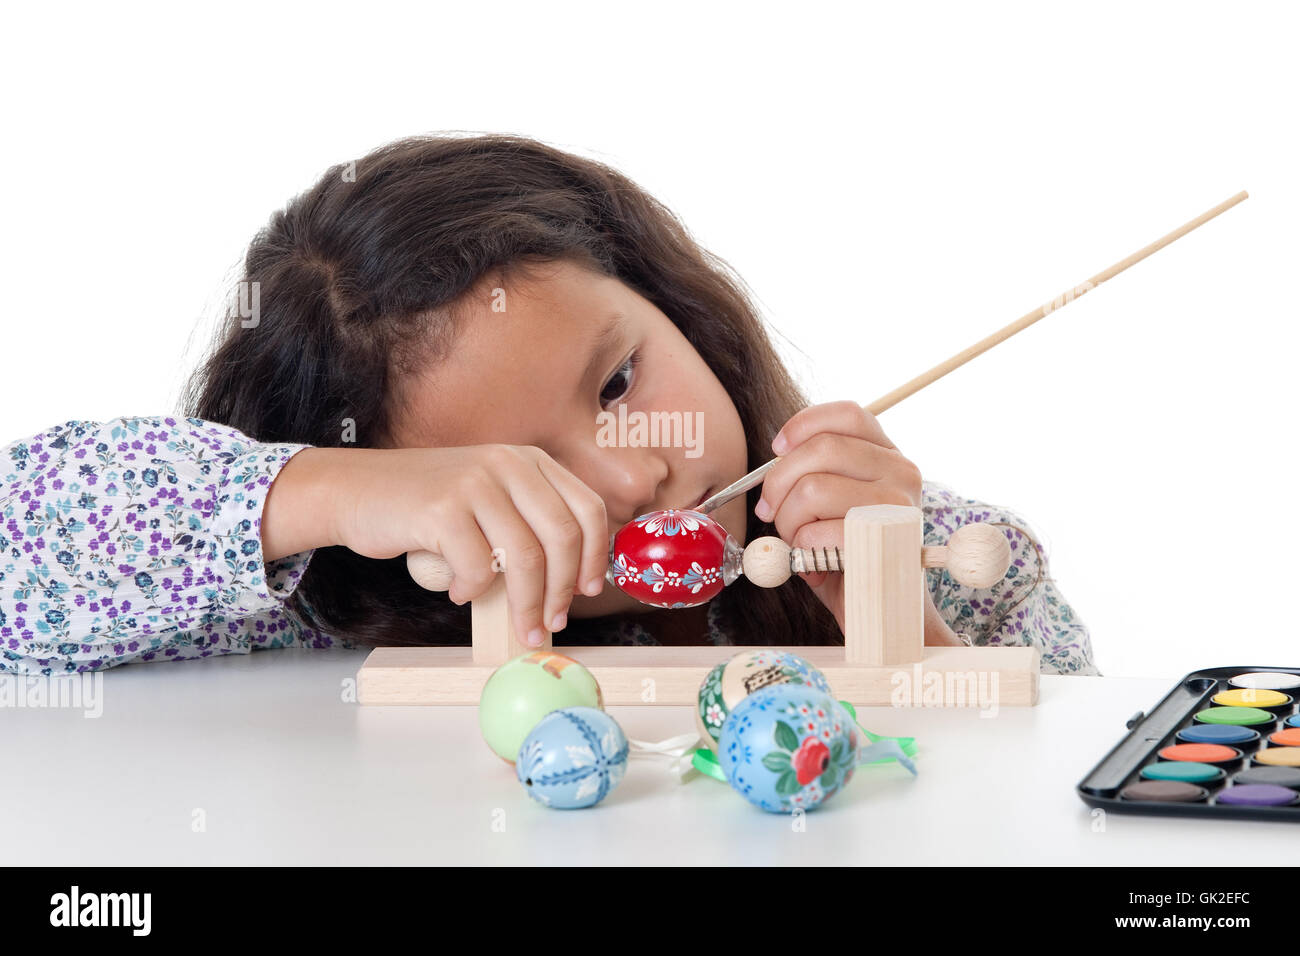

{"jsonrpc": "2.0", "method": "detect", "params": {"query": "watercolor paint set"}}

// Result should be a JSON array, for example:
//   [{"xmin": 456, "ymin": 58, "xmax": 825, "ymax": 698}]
[{"xmin": 1078, "ymin": 667, "xmax": 1300, "ymax": 820}]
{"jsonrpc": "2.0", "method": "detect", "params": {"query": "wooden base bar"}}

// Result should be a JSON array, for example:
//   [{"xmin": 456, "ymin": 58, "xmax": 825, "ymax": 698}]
[{"xmin": 357, "ymin": 644, "xmax": 1039, "ymax": 707}]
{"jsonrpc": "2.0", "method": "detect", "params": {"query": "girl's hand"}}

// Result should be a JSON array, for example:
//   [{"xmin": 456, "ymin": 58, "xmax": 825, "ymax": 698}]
[
  {"xmin": 754, "ymin": 401, "xmax": 925, "ymax": 636},
  {"xmin": 262, "ymin": 444, "xmax": 609, "ymax": 647}
]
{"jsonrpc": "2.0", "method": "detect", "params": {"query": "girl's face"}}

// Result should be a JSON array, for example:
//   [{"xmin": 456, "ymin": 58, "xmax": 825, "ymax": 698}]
[{"xmin": 386, "ymin": 257, "xmax": 750, "ymax": 618}]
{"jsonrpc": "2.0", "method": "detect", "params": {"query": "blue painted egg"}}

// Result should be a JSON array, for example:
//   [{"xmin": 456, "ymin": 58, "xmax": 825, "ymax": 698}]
[
  {"xmin": 516, "ymin": 707, "xmax": 629, "ymax": 809},
  {"xmin": 718, "ymin": 684, "xmax": 861, "ymax": 813}
]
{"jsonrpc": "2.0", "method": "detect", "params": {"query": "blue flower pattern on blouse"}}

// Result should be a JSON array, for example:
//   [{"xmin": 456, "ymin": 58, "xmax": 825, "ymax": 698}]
[{"xmin": 0, "ymin": 417, "xmax": 1097, "ymax": 676}]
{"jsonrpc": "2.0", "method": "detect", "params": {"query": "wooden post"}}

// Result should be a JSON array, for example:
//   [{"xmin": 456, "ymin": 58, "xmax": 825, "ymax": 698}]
[
  {"xmin": 844, "ymin": 504, "xmax": 923, "ymax": 667},
  {"xmin": 471, "ymin": 577, "xmax": 550, "ymax": 666}
]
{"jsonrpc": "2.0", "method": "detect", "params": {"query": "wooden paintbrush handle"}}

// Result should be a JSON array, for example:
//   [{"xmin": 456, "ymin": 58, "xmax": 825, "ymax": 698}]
[{"xmin": 695, "ymin": 191, "xmax": 1249, "ymax": 516}]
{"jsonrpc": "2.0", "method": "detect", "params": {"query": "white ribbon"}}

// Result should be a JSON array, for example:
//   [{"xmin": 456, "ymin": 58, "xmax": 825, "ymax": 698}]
[
  {"xmin": 627, "ymin": 731, "xmax": 704, "ymax": 780},
  {"xmin": 858, "ymin": 739, "xmax": 918, "ymax": 776}
]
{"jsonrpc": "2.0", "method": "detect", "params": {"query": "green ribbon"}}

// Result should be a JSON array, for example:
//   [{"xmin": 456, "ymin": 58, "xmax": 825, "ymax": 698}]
[
  {"xmin": 839, "ymin": 701, "xmax": 919, "ymax": 761},
  {"xmin": 690, "ymin": 700, "xmax": 918, "ymax": 781}
]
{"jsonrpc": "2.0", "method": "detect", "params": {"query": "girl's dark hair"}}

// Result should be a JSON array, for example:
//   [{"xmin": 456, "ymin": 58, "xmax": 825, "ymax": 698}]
[{"xmin": 183, "ymin": 132, "xmax": 842, "ymax": 648}]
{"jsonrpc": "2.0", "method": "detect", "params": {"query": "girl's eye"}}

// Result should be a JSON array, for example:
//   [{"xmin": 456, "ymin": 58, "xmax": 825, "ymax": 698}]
[{"xmin": 600, "ymin": 351, "xmax": 643, "ymax": 408}]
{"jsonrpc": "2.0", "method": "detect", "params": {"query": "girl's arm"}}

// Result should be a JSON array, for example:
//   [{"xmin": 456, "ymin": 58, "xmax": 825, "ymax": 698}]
[
  {"xmin": 0, "ymin": 415, "xmax": 331, "ymax": 675},
  {"xmin": 921, "ymin": 481, "xmax": 1100, "ymax": 676}
]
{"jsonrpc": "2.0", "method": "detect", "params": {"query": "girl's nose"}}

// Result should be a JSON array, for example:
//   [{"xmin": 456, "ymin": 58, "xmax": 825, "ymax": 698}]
[{"xmin": 563, "ymin": 441, "xmax": 670, "ymax": 529}]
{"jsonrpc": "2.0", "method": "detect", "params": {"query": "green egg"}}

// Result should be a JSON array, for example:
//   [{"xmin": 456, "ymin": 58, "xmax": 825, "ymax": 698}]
[{"xmin": 478, "ymin": 651, "xmax": 604, "ymax": 763}]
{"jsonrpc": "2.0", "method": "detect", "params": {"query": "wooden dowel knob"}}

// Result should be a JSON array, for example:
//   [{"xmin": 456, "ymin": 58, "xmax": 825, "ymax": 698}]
[
  {"xmin": 742, "ymin": 537, "xmax": 847, "ymax": 588},
  {"xmin": 740, "ymin": 537, "xmax": 850, "ymax": 587},
  {"xmin": 740, "ymin": 537, "xmax": 794, "ymax": 587},
  {"xmin": 406, "ymin": 550, "xmax": 456, "ymax": 591},
  {"xmin": 936, "ymin": 522, "xmax": 1012, "ymax": 589}
]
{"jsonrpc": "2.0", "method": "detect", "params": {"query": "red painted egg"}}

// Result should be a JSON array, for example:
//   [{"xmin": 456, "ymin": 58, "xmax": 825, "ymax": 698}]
[{"xmin": 607, "ymin": 509, "xmax": 742, "ymax": 608}]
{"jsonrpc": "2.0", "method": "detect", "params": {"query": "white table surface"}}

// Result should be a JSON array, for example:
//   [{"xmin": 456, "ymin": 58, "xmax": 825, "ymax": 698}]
[{"xmin": 5, "ymin": 648, "xmax": 1297, "ymax": 866}]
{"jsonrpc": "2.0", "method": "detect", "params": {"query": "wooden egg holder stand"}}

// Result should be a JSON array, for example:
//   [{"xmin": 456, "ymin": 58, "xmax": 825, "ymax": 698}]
[{"xmin": 356, "ymin": 504, "xmax": 1039, "ymax": 707}]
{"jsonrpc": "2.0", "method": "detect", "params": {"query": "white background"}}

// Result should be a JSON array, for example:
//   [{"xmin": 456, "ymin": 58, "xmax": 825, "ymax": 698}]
[{"xmin": 2, "ymin": 1, "xmax": 1294, "ymax": 677}]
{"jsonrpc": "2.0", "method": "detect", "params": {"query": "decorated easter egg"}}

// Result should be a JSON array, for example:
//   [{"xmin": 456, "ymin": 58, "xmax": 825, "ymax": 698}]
[
  {"xmin": 479, "ymin": 650, "xmax": 604, "ymax": 763},
  {"xmin": 718, "ymin": 684, "xmax": 861, "ymax": 813},
  {"xmin": 607, "ymin": 509, "xmax": 744, "ymax": 608},
  {"xmin": 517, "ymin": 707, "xmax": 629, "ymax": 809},
  {"xmin": 696, "ymin": 650, "xmax": 834, "ymax": 752}
]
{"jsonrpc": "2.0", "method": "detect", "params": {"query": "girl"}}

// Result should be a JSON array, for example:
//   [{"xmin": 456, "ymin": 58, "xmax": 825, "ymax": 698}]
[{"xmin": 0, "ymin": 134, "xmax": 1099, "ymax": 677}]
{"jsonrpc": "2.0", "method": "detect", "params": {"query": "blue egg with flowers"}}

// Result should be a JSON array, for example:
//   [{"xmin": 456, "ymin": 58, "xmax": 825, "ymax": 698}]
[{"xmin": 718, "ymin": 683, "xmax": 867, "ymax": 813}]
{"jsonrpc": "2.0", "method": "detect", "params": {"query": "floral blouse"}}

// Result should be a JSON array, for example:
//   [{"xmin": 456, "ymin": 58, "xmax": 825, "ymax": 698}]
[{"xmin": 0, "ymin": 416, "xmax": 1099, "ymax": 677}]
